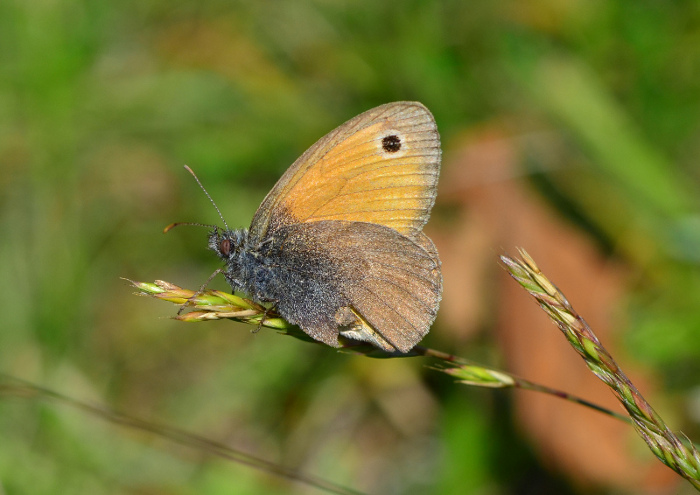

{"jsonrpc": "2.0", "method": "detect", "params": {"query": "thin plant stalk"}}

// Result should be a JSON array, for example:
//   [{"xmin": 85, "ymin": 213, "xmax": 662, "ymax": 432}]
[
  {"xmin": 127, "ymin": 279, "xmax": 632, "ymax": 424},
  {"xmin": 0, "ymin": 374, "xmax": 364, "ymax": 495},
  {"xmin": 501, "ymin": 249, "xmax": 700, "ymax": 489}
]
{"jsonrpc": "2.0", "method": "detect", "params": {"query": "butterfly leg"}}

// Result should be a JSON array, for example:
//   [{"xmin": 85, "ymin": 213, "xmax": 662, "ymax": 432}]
[
  {"xmin": 177, "ymin": 267, "xmax": 223, "ymax": 315},
  {"xmin": 253, "ymin": 304, "xmax": 278, "ymax": 333}
]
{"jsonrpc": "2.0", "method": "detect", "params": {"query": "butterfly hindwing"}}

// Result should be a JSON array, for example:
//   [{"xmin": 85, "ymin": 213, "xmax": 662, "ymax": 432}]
[{"xmin": 264, "ymin": 221, "xmax": 442, "ymax": 352}]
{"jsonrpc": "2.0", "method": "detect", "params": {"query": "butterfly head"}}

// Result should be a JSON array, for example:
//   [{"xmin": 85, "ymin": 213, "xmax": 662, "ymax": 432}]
[
  {"xmin": 208, "ymin": 228, "xmax": 248, "ymax": 261},
  {"xmin": 208, "ymin": 227, "xmax": 251, "ymax": 293}
]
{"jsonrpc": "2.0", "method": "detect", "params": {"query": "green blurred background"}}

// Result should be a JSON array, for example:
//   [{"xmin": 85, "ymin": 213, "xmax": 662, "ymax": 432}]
[{"xmin": 1, "ymin": 1, "xmax": 700, "ymax": 493}]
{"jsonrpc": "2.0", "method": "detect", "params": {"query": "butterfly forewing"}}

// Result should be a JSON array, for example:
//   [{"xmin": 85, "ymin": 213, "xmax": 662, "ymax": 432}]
[{"xmin": 249, "ymin": 102, "xmax": 440, "ymax": 243}]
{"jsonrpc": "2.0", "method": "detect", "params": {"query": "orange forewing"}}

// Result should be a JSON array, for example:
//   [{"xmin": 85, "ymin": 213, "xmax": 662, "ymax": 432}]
[{"xmin": 249, "ymin": 102, "xmax": 440, "ymax": 242}]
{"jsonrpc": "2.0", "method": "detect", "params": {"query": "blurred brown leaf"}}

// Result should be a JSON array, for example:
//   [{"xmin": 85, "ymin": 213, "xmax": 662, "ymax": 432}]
[{"xmin": 434, "ymin": 124, "xmax": 680, "ymax": 492}]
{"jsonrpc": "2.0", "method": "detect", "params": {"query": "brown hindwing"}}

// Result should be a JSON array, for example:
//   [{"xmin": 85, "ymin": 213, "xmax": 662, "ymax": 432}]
[{"xmin": 267, "ymin": 221, "xmax": 442, "ymax": 352}]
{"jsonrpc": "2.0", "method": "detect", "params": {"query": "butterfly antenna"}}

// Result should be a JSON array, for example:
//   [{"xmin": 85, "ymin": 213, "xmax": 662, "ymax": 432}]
[
  {"xmin": 163, "ymin": 221, "xmax": 218, "ymax": 233},
  {"xmin": 183, "ymin": 165, "xmax": 230, "ymax": 231}
]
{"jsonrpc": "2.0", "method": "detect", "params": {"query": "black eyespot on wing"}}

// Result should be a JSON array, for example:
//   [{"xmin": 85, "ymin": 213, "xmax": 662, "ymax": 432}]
[
  {"xmin": 220, "ymin": 238, "xmax": 231, "ymax": 256},
  {"xmin": 381, "ymin": 134, "xmax": 402, "ymax": 153}
]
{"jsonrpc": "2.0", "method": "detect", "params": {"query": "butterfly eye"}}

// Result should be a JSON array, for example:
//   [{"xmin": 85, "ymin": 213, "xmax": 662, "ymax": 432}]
[
  {"xmin": 381, "ymin": 134, "xmax": 402, "ymax": 153},
  {"xmin": 220, "ymin": 238, "xmax": 231, "ymax": 256}
]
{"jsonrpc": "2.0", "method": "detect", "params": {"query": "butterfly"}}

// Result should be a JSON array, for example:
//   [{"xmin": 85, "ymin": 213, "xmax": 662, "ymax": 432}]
[{"xmin": 206, "ymin": 102, "xmax": 442, "ymax": 353}]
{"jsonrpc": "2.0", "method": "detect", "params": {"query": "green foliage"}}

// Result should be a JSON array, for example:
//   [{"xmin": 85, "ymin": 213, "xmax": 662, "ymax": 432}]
[{"xmin": 1, "ymin": 1, "xmax": 699, "ymax": 493}]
